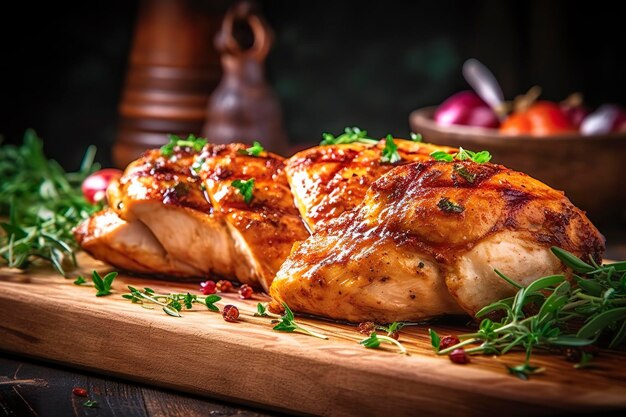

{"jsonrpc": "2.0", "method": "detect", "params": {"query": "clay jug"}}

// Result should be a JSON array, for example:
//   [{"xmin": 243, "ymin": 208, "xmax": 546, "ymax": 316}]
[{"xmin": 202, "ymin": 1, "xmax": 289, "ymax": 154}]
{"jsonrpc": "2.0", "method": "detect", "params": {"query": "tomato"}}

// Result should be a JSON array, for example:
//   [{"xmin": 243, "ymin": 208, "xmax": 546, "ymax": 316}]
[
  {"xmin": 82, "ymin": 168, "xmax": 123, "ymax": 204},
  {"xmin": 500, "ymin": 101, "xmax": 576, "ymax": 136}
]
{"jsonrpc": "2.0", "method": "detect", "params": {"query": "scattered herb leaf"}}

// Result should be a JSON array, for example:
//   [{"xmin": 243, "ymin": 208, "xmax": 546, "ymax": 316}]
[
  {"xmin": 91, "ymin": 270, "xmax": 117, "ymax": 297},
  {"xmin": 82, "ymin": 400, "xmax": 99, "ymax": 408},
  {"xmin": 320, "ymin": 126, "xmax": 379, "ymax": 146},
  {"xmin": 430, "ymin": 147, "xmax": 492, "ymax": 164},
  {"xmin": 73, "ymin": 275, "xmax": 87, "ymax": 286},
  {"xmin": 359, "ymin": 332, "xmax": 408, "ymax": 355},
  {"xmin": 410, "ymin": 132, "xmax": 423, "ymax": 142},
  {"xmin": 380, "ymin": 134, "xmax": 401, "ymax": 164},
  {"xmin": 429, "ymin": 328, "xmax": 441, "ymax": 351},
  {"xmin": 453, "ymin": 163, "xmax": 476, "ymax": 183},
  {"xmin": 160, "ymin": 134, "xmax": 207, "ymax": 157},
  {"xmin": 255, "ymin": 302, "xmax": 269, "ymax": 317},
  {"xmin": 239, "ymin": 141, "xmax": 265, "ymax": 157},
  {"xmin": 506, "ymin": 363, "xmax": 545, "ymax": 381},
  {"xmin": 273, "ymin": 303, "xmax": 328, "ymax": 339},
  {"xmin": 437, "ymin": 197, "xmax": 464, "ymax": 213},
  {"xmin": 231, "ymin": 179, "xmax": 255, "ymax": 205}
]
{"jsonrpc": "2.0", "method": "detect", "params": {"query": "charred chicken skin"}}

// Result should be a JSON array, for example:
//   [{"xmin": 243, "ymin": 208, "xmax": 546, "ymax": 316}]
[
  {"xmin": 269, "ymin": 160, "xmax": 605, "ymax": 323},
  {"xmin": 285, "ymin": 139, "xmax": 456, "ymax": 232}
]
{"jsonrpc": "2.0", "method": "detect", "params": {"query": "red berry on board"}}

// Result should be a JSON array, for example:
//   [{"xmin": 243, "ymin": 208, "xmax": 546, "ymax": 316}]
[
  {"xmin": 439, "ymin": 335, "xmax": 461, "ymax": 350},
  {"xmin": 72, "ymin": 387, "xmax": 88, "ymax": 397},
  {"xmin": 357, "ymin": 322, "xmax": 375, "ymax": 335},
  {"xmin": 449, "ymin": 348, "xmax": 470, "ymax": 364},
  {"xmin": 216, "ymin": 280, "xmax": 232, "ymax": 292},
  {"xmin": 222, "ymin": 304, "xmax": 239, "ymax": 322},
  {"xmin": 388, "ymin": 331, "xmax": 400, "ymax": 340},
  {"xmin": 238, "ymin": 284, "xmax": 253, "ymax": 299},
  {"xmin": 199, "ymin": 280, "xmax": 216, "ymax": 295}
]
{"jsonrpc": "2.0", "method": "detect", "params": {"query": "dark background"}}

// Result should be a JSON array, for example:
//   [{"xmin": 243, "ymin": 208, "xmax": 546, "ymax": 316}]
[{"xmin": 1, "ymin": 0, "xmax": 625, "ymax": 169}]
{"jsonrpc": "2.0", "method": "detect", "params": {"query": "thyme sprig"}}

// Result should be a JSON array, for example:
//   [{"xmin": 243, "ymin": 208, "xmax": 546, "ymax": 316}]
[
  {"xmin": 429, "ymin": 247, "xmax": 626, "ymax": 378},
  {"xmin": 0, "ymin": 130, "xmax": 99, "ymax": 276},
  {"xmin": 360, "ymin": 332, "xmax": 408, "ymax": 355},
  {"xmin": 272, "ymin": 302, "xmax": 328, "ymax": 339},
  {"xmin": 123, "ymin": 286, "xmax": 221, "ymax": 317}
]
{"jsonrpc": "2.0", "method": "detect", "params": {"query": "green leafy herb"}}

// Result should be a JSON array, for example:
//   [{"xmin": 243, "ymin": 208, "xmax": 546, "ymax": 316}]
[
  {"xmin": 429, "ymin": 247, "xmax": 626, "ymax": 379},
  {"xmin": 160, "ymin": 134, "xmax": 207, "ymax": 157},
  {"xmin": 430, "ymin": 147, "xmax": 492, "ymax": 164},
  {"xmin": 231, "ymin": 179, "xmax": 255, "ymax": 205},
  {"xmin": 255, "ymin": 302, "xmax": 269, "ymax": 317},
  {"xmin": 437, "ymin": 197, "xmax": 464, "ymax": 213},
  {"xmin": 410, "ymin": 132, "xmax": 423, "ymax": 142},
  {"xmin": 453, "ymin": 163, "xmax": 476, "ymax": 183},
  {"xmin": 320, "ymin": 126, "xmax": 379, "ymax": 146},
  {"xmin": 123, "ymin": 286, "xmax": 221, "ymax": 317},
  {"xmin": 82, "ymin": 400, "xmax": 99, "ymax": 408},
  {"xmin": 91, "ymin": 270, "xmax": 117, "ymax": 297},
  {"xmin": 239, "ymin": 141, "xmax": 265, "ymax": 157},
  {"xmin": 376, "ymin": 321, "xmax": 406, "ymax": 337},
  {"xmin": 73, "ymin": 275, "xmax": 87, "ymax": 286},
  {"xmin": 429, "ymin": 328, "xmax": 441, "ymax": 351},
  {"xmin": 0, "ymin": 130, "xmax": 100, "ymax": 276},
  {"xmin": 380, "ymin": 134, "xmax": 401, "ymax": 164},
  {"xmin": 272, "ymin": 302, "xmax": 328, "ymax": 339},
  {"xmin": 191, "ymin": 157, "xmax": 205, "ymax": 174},
  {"xmin": 359, "ymin": 332, "xmax": 408, "ymax": 355}
]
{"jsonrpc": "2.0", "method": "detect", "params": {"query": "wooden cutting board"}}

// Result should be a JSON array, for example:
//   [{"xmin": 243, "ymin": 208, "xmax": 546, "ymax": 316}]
[{"xmin": 1, "ymin": 254, "xmax": 625, "ymax": 417}]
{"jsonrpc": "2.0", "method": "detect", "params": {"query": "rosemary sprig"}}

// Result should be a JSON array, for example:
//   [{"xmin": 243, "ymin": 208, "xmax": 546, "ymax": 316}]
[
  {"xmin": 123, "ymin": 286, "xmax": 221, "ymax": 317},
  {"xmin": 0, "ymin": 130, "xmax": 99, "ymax": 276},
  {"xmin": 272, "ymin": 303, "xmax": 328, "ymax": 339},
  {"xmin": 429, "ymin": 247, "xmax": 626, "ymax": 378}
]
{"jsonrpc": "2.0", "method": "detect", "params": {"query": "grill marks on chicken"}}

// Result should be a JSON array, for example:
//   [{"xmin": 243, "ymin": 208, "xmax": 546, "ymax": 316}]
[
  {"xmin": 285, "ymin": 139, "xmax": 456, "ymax": 232},
  {"xmin": 197, "ymin": 144, "xmax": 309, "ymax": 291},
  {"xmin": 269, "ymin": 160, "xmax": 605, "ymax": 323},
  {"xmin": 76, "ymin": 144, "xmax": 307, "ymax": 289}
]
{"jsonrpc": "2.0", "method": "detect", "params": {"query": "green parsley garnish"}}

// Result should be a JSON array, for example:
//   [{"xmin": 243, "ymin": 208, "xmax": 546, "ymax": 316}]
[
  {"xmin": 231, "ymin": 178, "xmax": 255, "ymax": 205},
  {"xmin": 239, "ymin": 141, "xmax": 265, "ymax": 157},
  {"xmin": 160, "ymin": 134, "xmax": 207, "ymax": 157},
  {"xmin": 73, "ymin": 275, "xmax": 87, "ymax": 286},
  {"xmin": 359, "ymin": 332, "xmax": 408, "ymax": 355},
  {"xmin": 123, "ymin": 286, "xmax": 221, "ymax": 317},
  {"xmin": 437, "ymin": 197, "xmax": 464, "ymax": 213},
  {"xmin": 191, "ymin": 157, "xmax": 205, "ymax": 174},
  {"xmin": 381, "ymin": 134, "xmax": 401, "ymax": 164},
  {"xmin": 272, "ymin": 302, "xmax": 328, "ymax": 339},
  {"xmin": 320, "ymin": 126, "xmax": 379, "ymax": 146},
  {"xmin": 430, "ymin": 147, "xmax": 492, "ymax": 164}
]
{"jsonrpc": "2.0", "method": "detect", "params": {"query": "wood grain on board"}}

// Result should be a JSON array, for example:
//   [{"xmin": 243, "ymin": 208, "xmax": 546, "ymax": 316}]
[{"xmin": 1, "ymin": 254, "xmax": 625, "ymax": 417}]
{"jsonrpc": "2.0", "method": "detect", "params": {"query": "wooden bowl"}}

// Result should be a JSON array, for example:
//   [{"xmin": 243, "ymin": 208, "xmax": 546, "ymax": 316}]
[{"xmin": 409, "ymin": 107, "xmax": 626, "ymax": 226}]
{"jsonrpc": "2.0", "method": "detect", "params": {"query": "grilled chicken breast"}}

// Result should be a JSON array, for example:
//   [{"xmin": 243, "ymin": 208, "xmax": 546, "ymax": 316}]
[
  {"xmin": 269, "ymin": 160, "xmax": 605, "ymax": 322},
  {"xmin": 285, "ymin": 139, "xmax": 456, "ymax": 232},
  {"xmin": 76, "ymin": 142, "xmax": 307, "ymax": 289},
  {"xmin": 196, "ymin": 144, "xmax": 309, "ymax": 291}
]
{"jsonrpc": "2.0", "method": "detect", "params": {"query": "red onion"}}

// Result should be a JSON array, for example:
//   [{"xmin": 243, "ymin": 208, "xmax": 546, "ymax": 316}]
[
  {"xmin": 434, "ymin": 91, "xmax": 500, "ymax": 129},
  {"xmin": 580, "ymin": 104, "xmax": 626, "ymax": 135},
  {"xmin": 81, "ymin": 168, "xmax": 122, "ymax": 204}
]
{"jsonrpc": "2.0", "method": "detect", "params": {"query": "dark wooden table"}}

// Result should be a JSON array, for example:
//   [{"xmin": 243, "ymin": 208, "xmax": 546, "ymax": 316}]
[{"xmin": 0, "ymin": 354, "xmax": 283, "ymax": 417}]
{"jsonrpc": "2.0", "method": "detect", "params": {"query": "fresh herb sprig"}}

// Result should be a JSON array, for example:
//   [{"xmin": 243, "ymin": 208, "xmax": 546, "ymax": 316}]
[
  {"xmin": 360, "ymin": 332, "xmax": 408, "ymax": 355},
  {"xmin": 77, "ymin": 270, "xmax": 117, "ymax": 297},
  {"xmin": 437, "ymin": 197, "xmax": 464, "ymax": 213},
  {"xmin": 430, "ymin": 147, "xmax": 492, "ymax": 164},
  {"xmin": 0, "ymin": 130, "xmax": 99, "ymax": 276},
  {"xmin": 239, "ymin": 141, "xmax": 265, "ymax": 157},
  {"xmin": 380, "ymin": 134, "xmax": 401, "ymax": 164},
  {"xmin": 123, "ymin": 286, "xmax": 221, "ymax": 317},
  {"xmin": 272, "ymin": 302, "xmax": 328, "ymax": 339},
  {"xmin": 320, "ymin": 127, "xmax": 379, "ymax": 146},
  {"xmin": 429, "ymin": 247, "xmax": 626, "ymax": 379},
  {"xmin": 160, "ymin": 134, "xmax": 207, "ymax": 157},
  {"xmin": 231, "ymin": 178, "xmax": 255, "ymax": 204},
  {"xmin": 410, "ymin": 132, "xmax": 423, "ymax": 142}
]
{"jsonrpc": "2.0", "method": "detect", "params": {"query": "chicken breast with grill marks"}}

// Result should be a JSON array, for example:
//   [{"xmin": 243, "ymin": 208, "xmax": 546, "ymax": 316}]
[
  {"xmin": 269, "ymin": 160, "xmax": 605, "ymax": 323},
  {"xmin": 285, "ymin": 139, "xmax": 456, "ymax": 232}
]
